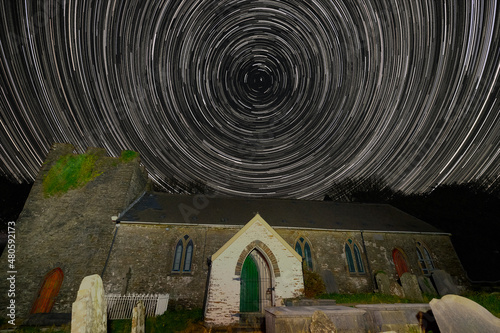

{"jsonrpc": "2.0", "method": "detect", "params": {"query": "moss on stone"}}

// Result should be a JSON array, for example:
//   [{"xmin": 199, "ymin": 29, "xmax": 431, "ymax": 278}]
[
  {"xmin": 43, "ymin": 153, "xmax": 103, "ymax": 197},
  {"xmin": 120, "ymin": 150, "xmax": 139, "ymax": 162},
  {"xmin": 42, "ymin": 149, "xmax": 140, "ymax": 197}
]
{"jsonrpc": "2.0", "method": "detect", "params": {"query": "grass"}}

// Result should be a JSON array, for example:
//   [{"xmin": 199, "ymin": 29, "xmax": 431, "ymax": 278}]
[
  {"xmin": 317, "ymin": 292, "xmax": 500, "ymax": 318},
  {"xmin": 317, "ymin": 292, "xmax": 430, "ymax": 304},
  {"xmin": 108, "ymin": 308, "xmax": 204, "ymax": 333},
  {"xmin": 120, "ymin": 150, "xmax": 139, "ymax": 162},
  {"xmin": 42, "ymin": 153, "xmax": 102, "ymax": 197},
  {"xmin": 42, "ymin": 149, "xmax": 139, "ymax": 197},
  {"xmin": 462, "ymin": 291, "xmax": 500, "ymax": 318}
]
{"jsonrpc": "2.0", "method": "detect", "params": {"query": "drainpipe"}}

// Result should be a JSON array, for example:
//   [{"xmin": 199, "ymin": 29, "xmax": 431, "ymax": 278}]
[
  {"xmin": 360, "ymin": 230, "xmax": 375, "ymax": 290},
  {"xmin": 101, "ymin": 216, "xmax": 120, "ymax": 278}
]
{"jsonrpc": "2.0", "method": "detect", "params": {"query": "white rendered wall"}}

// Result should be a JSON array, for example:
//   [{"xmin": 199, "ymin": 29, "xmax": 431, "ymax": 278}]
[{"xmin": 204, "ymin": 217, "xmax": 304, "ymax": 326}]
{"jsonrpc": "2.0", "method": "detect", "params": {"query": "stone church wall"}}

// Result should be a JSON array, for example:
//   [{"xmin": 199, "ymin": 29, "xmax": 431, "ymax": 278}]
[
  {"xmin": 102, "ymin": 223, "xmax": 467, "ymax": 314},
  {"xmin": 0, "ymin": 143, "xmax": 148, "ymax": 318},
  {"xmin": 277, "ymin": 229, "xmax": 467, "ymax": 293},
  {"xmin": 103, "ymin": 224, "xmax": 241, "ymax": 309}
]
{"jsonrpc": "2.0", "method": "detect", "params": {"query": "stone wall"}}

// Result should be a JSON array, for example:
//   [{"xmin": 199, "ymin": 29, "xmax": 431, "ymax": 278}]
[
  {"xmin": 102, "ymin": 223, "xmax": 240, "ymax": 309},
  {"xmin": 102, "ymin": 222, "xmax": 467, "ymax": 315},
  {"xmin": 0, "ymin": 143, "xmax": 148, "ymax": 318},
  {"xmin": 278, "ymin": 229, "xmax": 467, "ymax": 293}
]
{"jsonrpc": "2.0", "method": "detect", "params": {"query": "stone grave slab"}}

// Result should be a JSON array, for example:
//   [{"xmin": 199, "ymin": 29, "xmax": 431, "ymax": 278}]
[
  {"xmin": 400, "ymin": 273, "xmax": 423, "ymax": 302},
  {"xmin": 132, "ymin": 301, "xmax": 145, "ymax": 333},
  {"xmin": 417, "ymin": 276, "xmax": 438, "ymax": 296},
  {"xmin": 265, "ymin": 306, "xmax": 369, "ymax": 333},
  {"xmin": 375, "ymin": 272, "xmax": 391, "ymax": 295},
  {"xmin": 356, "ymin": 303, "xmax": 431, "ymax": 333},
  {"xmin": 431, "ymin": 270, "xmax": 459, "ymax": 296},
  {"xmin": 310, "ymin": 310, "xmax": 337, "ymax": 333},
  {"xmin": 71, "ymin": 274, "xmax": 107, "ymax": 333},
  {"xmin": 321, "ymin": 270, "xmax": 340, "ymax": 294},
  {"xmin": 430, "ymin": 294, "xmax": 500, "ymax": 333}
]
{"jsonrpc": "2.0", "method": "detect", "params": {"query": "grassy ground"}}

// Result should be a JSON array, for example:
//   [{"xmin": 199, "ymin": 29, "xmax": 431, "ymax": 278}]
[
  {"xmin": 318, "ymin": 292, "xmax": 500, "ymax": 318},
  {"xmin": 317, "ymin": 292, "xmax": 435, "ymax": 304},
  {"xmin": 462, "ymin": 291, "xmax": 500, "ymax": 318},
  {"xmin": 108, "ymin": 308, "xmax": 204, "ymax": 333}
]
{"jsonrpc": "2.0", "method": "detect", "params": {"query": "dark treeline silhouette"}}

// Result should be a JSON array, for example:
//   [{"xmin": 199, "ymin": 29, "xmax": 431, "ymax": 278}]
[
  {"xmin": 154, "ymin": 175, "xmax": 214, "ymax": 195},
  {"xmin": 325, "ymin": 176, "xmax": 500, "ymax": 282}
]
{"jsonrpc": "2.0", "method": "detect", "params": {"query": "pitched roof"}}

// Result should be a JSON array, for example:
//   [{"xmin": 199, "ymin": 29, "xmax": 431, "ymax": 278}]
[{"xmin": 118, "ymin": 192, "xmax": 445, "ymax": 234}]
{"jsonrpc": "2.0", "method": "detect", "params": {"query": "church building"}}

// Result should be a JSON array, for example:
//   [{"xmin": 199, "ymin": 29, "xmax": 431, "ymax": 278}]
[{"xmin": 0, "ymin": 144, "xmax": 468, "ymax": 327}]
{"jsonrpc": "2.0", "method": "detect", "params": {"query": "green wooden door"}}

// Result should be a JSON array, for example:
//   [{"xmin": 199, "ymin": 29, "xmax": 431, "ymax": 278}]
[{"xmin": 240, "ymin": 254, "xmax": 259, "ymax": 312}]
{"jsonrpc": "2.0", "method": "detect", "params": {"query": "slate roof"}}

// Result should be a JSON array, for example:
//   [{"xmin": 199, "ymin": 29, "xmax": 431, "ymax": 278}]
[{"xmin": 118, "ymin": 192, "xmax": 445, "ymax": 234}]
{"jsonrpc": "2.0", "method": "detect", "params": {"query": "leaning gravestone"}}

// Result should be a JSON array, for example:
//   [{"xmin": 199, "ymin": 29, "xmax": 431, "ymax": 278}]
[
  {"xmin": 71, "ymin": 274, "xmax": 107, "ymax": 333},
  {"xmin": 309, "ymin": 310, "xmax": 337, "ymax": 333},
  {"xmin": 132, "ymin": 301, "xmax": 145, "ymax": 333},
  {"xmin": 417, "ymin": 276, "xmax": 438, "ymax": 296},
  {"xmin": 430, "ymin": 294, "xmax": 500, "ymax": 333},
  {"xmin": 400, "ymin": 273, "xmax": 423, "ymax": 302},
  {"xmin": 375, "ymin": 272, "xmax": 391, "ymax": 295},
  {"xmin": 431, "ymin": 270, "xmax": 459, "ymax": 296},
  {"xmin": 389, "ymin": 282, "xmax": 405, "ymax": 298},
  {"xmin": 321, "ymin": 270, "xmax": 340, "ymax": 294}
]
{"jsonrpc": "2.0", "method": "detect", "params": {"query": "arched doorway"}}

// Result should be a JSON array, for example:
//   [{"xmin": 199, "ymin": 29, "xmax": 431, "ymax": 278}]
[
  {"xmin": 392, "ymin": 249, "xmax": 409, "ymax": 278},
  {"xmin": 30, "ymin": 267, "xmax": 64, "ymax": 314},
  {"xmin": 240, "ymin": 249, "xmax": 272, "ymax": 313}
]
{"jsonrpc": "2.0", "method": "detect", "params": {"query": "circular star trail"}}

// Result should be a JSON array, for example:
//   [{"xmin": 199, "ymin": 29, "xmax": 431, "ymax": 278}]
[{"xmin": 1, "ymin": 0, "xmax": 499, "ymax": 199}]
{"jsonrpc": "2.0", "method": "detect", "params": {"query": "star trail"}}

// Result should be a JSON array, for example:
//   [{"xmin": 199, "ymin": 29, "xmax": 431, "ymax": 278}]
[{"xmin": 0, "ymin": 0, "xmax": 499, "ymax": 199}]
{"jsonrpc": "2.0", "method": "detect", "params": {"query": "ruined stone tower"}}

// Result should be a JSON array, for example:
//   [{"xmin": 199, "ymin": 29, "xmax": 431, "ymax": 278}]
[{"xmin": 0, "ymin": 143, "xmax": 148, "ymax": 319}]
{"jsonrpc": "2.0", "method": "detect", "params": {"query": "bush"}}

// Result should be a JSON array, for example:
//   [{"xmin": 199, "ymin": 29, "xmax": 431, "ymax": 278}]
[{"xmin": 303, "ymin": 265, "xmax": 326, "ymax": 298}]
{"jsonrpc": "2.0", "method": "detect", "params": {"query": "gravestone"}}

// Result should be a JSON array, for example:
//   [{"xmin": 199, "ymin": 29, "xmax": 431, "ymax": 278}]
[
  {"xmin": 400, "ymin": 273, "xmax": 423, "ymax": 302},
  {"xmin": 430, "ymin": 294, "xmax": 500, "ymax": 333},
  {"xmin": 309, "ymin": 310, "xmax": 337, "ymax": 333},
  {"xmin": 71, "ymin": 274, "xmax": 107, "ymax": 333},
  {"xmin": 321, "ymin": 270, "xmax": 339, "ymax": 294},
  {"xmin": 375, "ymin": 272, "xmax": 391, "ymax": 295},
  {"xmin": 132, "ymin": 301, "xmax": 145, "ymax": 333},
  {"xmin": 389, "ymin": 282, "xmax": 405, "ymax": 298},
  {"xmin": 417, "ymin": 276, "xmax": 438, "ymax": 296},
  {"xmin": 431, "ymin": 270, "xmax": 459, "ymax": 296}
]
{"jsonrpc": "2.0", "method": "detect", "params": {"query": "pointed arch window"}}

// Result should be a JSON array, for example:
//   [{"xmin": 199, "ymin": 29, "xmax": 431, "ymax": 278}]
[
  {"xmin": 345, "ymin": 239, "xmax": 365, "ymax": 274},
  {"xmin": 295, "ymin": 237, "xmax": 313, "ymax": 270},
  {"xmin": 172, "ymin": 235, "xmax": 194, "ymax": 273},
  {"xmin": 416, "ymin": 241, "xmax": 435, "ymax": 276}
]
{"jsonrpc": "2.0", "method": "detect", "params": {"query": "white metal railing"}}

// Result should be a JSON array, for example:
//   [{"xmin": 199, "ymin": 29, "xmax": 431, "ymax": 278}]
[{"xmin": 105, "ymin": 293, "xmax": 169, "ymax": 319}]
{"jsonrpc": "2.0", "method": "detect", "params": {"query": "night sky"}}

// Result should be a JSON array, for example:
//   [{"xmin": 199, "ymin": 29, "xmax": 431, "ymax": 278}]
[{"xmin": 0, "ymin": 1, "xmax": 499, "ymax": 199}]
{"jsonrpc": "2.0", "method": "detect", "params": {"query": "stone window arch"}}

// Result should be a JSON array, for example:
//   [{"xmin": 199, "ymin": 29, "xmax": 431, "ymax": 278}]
[
  {"xmin": 294, "ymin": 236, "xmax": 314, "ymax": 270},
  {"xmin": 416, "ymin": 241, "xmax": 435, "ymax": 276},
  {"xmin": 172, "ymin": 235, "xmax": 194, "ymax": 272},
  {"xmin": 345, "ymin": 239, "xmax": 365, "ymax": 274}
]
